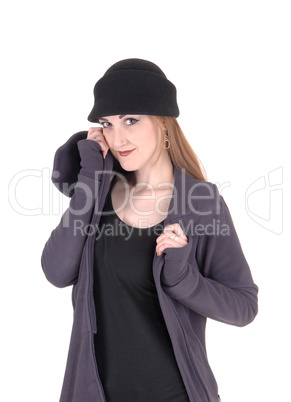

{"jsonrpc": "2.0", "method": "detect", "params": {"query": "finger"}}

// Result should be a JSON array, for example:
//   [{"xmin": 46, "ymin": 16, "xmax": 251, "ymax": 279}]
[
  {"xmin": 157, "ymin": 233, "xmax": 187, "ymax": 247},
  {"xmin": 87, "ymin": 127, "xmax": 103, "ymax": 139},
  {"xmin": 87, "ymin": 130, "xmax": 109, "ymax": 150},
  {"xmin": 159, "ymin": 227, "xmax": 187, "ymax": 243},
  {"xmin": 163, "ymin": 223, "xmax": 184, "ymax": 237},
  {"xmin": 87, "ymin": 131, "xmax": 103, "ymax": 140},
  {"xmin": 156, "ymin": 237, "xmax": 187, "ymax": 255},
  {"xmin": 156, "ymin": 239, "xmax": 174, "ymax": 256},
  {"xmin": 156, "ymin": 233, "xmax": 176, "ymax": 245},
  {"xmin": 86, "ymin": 132, "xmax": 104, "ymax": 149},
  {"xmin": 88, "ymin": 127, "xmax": 103, "ymax": 134}
]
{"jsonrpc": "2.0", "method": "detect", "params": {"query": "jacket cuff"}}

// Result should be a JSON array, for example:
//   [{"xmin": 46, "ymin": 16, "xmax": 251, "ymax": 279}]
[
  {"xmin": 161, "ymin": 235, "xmax": 194, "ymax": 286},
  {"xmin": 77, "ymin": 139, "xmax": 104, "ymax": 180}
]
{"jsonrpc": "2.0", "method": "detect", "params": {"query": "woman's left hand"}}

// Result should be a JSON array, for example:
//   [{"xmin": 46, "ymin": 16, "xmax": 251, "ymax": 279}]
[{"xmin": 156, "ymin": 223, "xmax": 189, "ymax": 257}]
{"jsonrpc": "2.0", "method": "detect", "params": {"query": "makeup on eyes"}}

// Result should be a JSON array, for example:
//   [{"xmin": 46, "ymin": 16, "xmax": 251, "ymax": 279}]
[{"xmin": 99, "ymin": 117, "xmax": 139, "ymax": 128}]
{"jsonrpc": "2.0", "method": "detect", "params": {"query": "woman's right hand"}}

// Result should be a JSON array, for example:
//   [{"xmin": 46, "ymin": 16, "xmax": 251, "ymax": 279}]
[{"xmin": 87, "ymin": 127, "xmax": 109, "ymax": 159}]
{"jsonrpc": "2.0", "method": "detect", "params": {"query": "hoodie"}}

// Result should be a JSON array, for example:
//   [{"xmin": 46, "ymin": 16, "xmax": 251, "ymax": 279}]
[{"xmin": 41, "ymin": 131, "xmax": 259, "ymax": 401}]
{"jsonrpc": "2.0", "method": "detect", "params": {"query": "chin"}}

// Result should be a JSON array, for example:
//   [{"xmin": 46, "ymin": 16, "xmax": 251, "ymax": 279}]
[
  {"xmin": 118, "ymin": 157, "xmax": 139, "ymax": 170},
  {"xmin": 119, "ymin": 162, "xmax": 137, "ymax": 172}
]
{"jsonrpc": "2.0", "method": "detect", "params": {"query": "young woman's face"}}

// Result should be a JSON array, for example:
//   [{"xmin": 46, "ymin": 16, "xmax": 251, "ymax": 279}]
[{"xmin": 98, "ymin": 114, "xmax": 162, "ymax": 171}]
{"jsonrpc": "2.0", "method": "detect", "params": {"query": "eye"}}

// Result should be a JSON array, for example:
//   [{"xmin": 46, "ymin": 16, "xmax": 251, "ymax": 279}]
[
  {"xmin": 125, "ymin": 118, "xmax": 138, "ymax": 125},
  {"xmin": 100, "ymin": 122, "xmax": 111, "ymax": 129},
  {"xmin": 100, "ymin": 118, "xmax": 139, "ymax": 129}
]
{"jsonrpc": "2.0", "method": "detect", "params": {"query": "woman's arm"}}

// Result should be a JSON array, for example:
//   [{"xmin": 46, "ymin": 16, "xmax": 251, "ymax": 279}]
[
  {"xmin": 41, "ymin": 138, "xmax": 104, "ymax": 288},
  {"xmin": 161, "ymin": 185, "xmax": 259, "ymax": 327}
]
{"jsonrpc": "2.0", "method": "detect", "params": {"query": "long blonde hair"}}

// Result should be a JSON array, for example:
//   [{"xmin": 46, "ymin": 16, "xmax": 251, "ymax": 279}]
[{"xmin": 149, "ymin": 116, "xmax": 207, "ymax": 181}]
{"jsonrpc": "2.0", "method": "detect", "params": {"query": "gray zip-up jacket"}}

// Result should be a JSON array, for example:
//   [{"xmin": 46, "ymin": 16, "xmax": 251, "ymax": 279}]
[{"xmin": 41, "ymin": 131, "xmax": 259, "ymax": 402}]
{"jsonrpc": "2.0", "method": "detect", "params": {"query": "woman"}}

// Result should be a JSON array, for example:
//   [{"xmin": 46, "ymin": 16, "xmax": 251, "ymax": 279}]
[{"xmin": 41, "ymin": 58, "xmax": 259, "ymax": 402}]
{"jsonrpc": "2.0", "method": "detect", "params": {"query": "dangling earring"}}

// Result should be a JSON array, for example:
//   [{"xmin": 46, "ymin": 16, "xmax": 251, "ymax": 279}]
[{"xmin": 164, "ymin": 130, "xmax": 170, "ymax": 149}]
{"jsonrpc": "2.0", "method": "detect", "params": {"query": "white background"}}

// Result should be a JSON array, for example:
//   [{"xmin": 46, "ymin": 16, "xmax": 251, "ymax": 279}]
[{"xmin": 1, "ymin": 1, "xmax": 290, "ymax": 401}]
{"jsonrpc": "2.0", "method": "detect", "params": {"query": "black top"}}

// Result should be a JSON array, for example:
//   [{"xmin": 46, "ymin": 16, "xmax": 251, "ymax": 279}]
[{"xmin": 93, "ymin": 175, "xmax": 190, "ymax": 402}]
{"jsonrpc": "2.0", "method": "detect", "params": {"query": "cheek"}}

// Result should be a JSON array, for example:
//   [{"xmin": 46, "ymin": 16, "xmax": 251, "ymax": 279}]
[
  {"xmin": 104, "ymin": 135, "xmax": 113, "ymax": 148},
  {"xmin": 139, "ymin": 130, "xmax": 160, "ymax": 153}
]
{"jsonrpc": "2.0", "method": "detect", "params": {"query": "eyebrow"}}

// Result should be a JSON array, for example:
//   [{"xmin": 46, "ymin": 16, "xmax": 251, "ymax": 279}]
[{"xmin": 99, "ymin": 115, "xmax": 126, "ymax": 122}]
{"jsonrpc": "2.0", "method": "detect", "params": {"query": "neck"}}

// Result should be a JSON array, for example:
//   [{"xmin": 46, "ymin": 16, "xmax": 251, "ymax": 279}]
[{"xmin": 127, "ymin": 152, "xmax": 174, "ymax": 192}]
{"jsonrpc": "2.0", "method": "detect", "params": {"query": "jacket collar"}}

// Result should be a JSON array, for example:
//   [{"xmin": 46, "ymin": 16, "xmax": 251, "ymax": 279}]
[{"xmin": 51, "ymin": 131, "xmax": 211, "ymax": 226}]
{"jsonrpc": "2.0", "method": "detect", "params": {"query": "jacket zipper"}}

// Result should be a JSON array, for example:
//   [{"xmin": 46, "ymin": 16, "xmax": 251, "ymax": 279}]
[{"xmin": 156, "ymin": 257, "xmax": 210, "ymax": 402}]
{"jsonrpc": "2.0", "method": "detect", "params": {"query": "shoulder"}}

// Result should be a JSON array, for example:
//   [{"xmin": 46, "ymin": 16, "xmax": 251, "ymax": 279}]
[{"xmin": 181, "ymin": 171, "xmax": 220, "ymax": 218}]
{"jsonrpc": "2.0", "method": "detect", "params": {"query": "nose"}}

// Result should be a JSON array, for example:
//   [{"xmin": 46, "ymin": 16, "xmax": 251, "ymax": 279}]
[{"xmin": 112, "ymin": 126, "xmax": 128, "ymax": 149}]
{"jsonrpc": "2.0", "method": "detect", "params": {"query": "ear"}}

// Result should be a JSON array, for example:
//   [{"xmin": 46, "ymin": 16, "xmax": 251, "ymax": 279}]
[{"xmin": 161, "ymin": 119, "xmax": 167, "ymax": 131}]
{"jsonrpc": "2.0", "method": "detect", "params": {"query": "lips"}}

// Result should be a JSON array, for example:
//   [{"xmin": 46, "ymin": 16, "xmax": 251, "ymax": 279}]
[{"xmin": 118, "ymin": 149, "xmax": 135, "ymax": 157}]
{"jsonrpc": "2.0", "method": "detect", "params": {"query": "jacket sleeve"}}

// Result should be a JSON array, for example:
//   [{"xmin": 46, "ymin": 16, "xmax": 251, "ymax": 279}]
[
  {"xmin": 41, "ymin": 139, "xmax": 104, "ymax": 288},
  {"xmin": 160, "ymin": 185, "xmax": 259, "ymax": 327}
]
